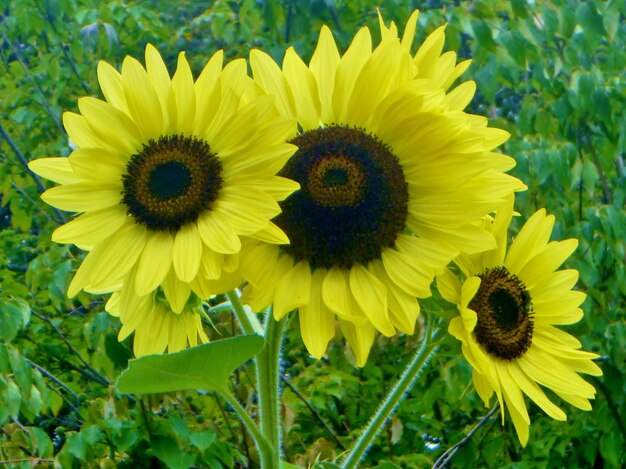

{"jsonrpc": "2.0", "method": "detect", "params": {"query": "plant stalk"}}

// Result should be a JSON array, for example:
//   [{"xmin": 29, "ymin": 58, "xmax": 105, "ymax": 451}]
[{"xmin": 341, "ymin": 314, "xmax": 440, "ymax": 469}]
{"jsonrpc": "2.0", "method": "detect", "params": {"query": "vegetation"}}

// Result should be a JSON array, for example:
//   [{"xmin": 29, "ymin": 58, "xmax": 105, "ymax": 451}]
[{"xmin": 1, "ymin": 0, "xmax": 624, "ymax": 467}]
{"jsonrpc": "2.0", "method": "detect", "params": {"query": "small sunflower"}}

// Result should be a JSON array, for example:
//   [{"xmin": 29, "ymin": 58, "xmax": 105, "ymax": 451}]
[
  {"xmin": 241, "ymin": 11, "xmax": 525, "ymax": 365},
  {"xmin": 29, "ymin": 45, "xmax": 298, "ymax": 309},
  {"xmin": 106, "ymin": 273, "xmax": 208, "ymax": 357},
  {"xmin": 437, "ymin": 197, "xmax": 602, "ymax": 445}
]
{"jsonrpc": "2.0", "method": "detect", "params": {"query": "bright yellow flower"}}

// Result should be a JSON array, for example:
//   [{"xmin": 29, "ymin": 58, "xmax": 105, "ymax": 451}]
[
  {"xmin": 437, "ymin": 197, "xmax": 602, "ymax": 445},
  {"xmin": 106, "ymin": 275, "xmax": 208, "ymax": 357},
  {"xmin": 29, "ymin": 45, "xmax": 298, "ymax": 310},
  {"xmin": 241, "ymin": 11, "xmax": 525, "ymax": 365}
]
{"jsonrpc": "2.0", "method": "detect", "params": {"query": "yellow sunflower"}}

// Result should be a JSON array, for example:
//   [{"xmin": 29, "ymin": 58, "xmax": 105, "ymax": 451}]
[
  {"xmin": 240, "ymin": 11, "xmax": 526, "ymax": 365},
  {"xmin": 437, "ymin": 197, "xmax": 602, "ymax": 445},
  {"xmin": 105, "ymin": 273, "xmax": 208, "ymax": 357},
  {"xmin": 28, "ymin": 44, "xmax": 298, "ymax": 309}
]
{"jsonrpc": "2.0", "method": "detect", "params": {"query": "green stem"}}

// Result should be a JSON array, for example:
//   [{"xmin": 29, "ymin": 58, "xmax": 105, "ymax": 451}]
[
  {"xmin": 227, "ymin": 290, "xmax": 263, "ymax": 335},
  {"xmin": 256, "ymin": 311, "xmax": 287, "ymax": 468},
  {"xmin": 341, "ymin": 314, "xmax": 440, "ymax": 469},
  {"xmin": 222, "ymin": 389, "xmax": 273, "ymax": 468}
]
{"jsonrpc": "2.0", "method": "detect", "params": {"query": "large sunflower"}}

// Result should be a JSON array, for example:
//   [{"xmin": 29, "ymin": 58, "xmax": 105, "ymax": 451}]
[
  {"xmin": 28, "ymin": 45, "xmax": 298, "ymax": 309},
  {"xmin": 240, "ymin": 11, "xmax": 526, "ymax": 365},
  {"xmin": 437, "ymin": 197, "xmax": 602, "ymax": 445}
]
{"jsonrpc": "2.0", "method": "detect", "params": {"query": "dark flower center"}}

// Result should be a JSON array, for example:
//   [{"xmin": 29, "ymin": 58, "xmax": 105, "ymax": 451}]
[
  {"xmin": 274, "ymin": 125, "xmax": 409, "ymax": 269},
  {"xmin": 469, "ymin": 267, "xmax": 533, "ymax": 361},
  {"xmin": 122, "ymin": 135, "xmax": 223, "ymax": 232}
]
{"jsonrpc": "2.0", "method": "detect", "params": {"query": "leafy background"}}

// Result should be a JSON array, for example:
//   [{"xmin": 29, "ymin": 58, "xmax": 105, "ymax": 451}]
[{"xmin": 1, "ymin": 0, "xmax": 624, "ymax": 467}]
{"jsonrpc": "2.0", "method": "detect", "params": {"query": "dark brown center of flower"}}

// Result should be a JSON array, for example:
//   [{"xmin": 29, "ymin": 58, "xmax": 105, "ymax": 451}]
[
  {"xmin": 122, "ymin": 135, "xmax": 223, "ymax": 232},
  {"xmin": 274, "ymin": 125, "xmax": 408, "ymax": 269},
  {"xmin": 469, "ymin": 267, "xmax": 533, "ymax": 361}
]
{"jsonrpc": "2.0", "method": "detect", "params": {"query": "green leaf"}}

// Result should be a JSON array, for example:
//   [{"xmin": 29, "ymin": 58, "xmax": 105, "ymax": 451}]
[
  {"xmin": 575, "ymin": 2, "xmax": 606, "ymax": 37},
  {"xmin": 116, "ymin": 335, "xmax": 265, "ymax": 394},
  {"xmin": 151, "ymin": 436, "xmax": 196, "ymax": 469},
  {"xmin": 599, "ymin": 431, "xmax": 623, "ymax": 467},
  {"xmin": 281, "ymin": 461, "xmax": 303, "ymax": 469}
]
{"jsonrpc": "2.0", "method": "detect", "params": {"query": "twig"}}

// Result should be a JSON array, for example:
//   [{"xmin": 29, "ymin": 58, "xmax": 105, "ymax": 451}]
[
  {"xmin": 432, "ymin": 404, "xmax": 499, "ymax": 469},
  {"xmin": 0, "ymin": 123, "xmax": 67, "ymax": 224},
  {"xmin": 10, "ymin": 180, "xmax": 58, "ymax": 226},
  {"xmin": 0, "ymin": 26, "xmax": 65, "ymax": 134},
  {"xmin": 31, "ymin": 310, "xmax": 110, "ymax": 386},
  {"xmin": 583, "ymin": 132, "xmax": 612, "ymax": 204},
  {"xmin": 60, "ymin": 44, "xmax": 90, "ymax": 94},
  {"xmin": 281, "ymin": 375, "xmax": 346, "ymax": 450},
  {"xmin": 0, "ymin": 459, "xmax": 55, "ymax": 466},
  {"xmin": 25, "ymin": 358, "xmax": 78, "ymax": 400}
]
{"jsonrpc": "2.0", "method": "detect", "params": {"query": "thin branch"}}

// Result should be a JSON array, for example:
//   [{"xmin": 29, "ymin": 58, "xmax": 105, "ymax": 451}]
[
  {"xmin": 281, "ymin": 374, "xmax": 346, "ymax": 450},
  {"xmin": 432, "ymin": 404, "xmax": 499, "ymax": 469},
  {"xmin": 31, "ymin": 310, "xmax": 110, "ymax": 386},
  {"xmin": 10, "ymin": 180, "xmax": 58, "ymax": 226},
  {"xmin": 0, "ymin": 26, "xmax": 65, "ymax": 134},
  {"xmin": 0, "ymin": 459, "xmax": 55, "ymax": 466},
  {"xmin": 0, "ymin": 123, "xmax": 67, "ymax": 223},
  {"xmin": 25, "ymin": 358, "xmax": 78, "ymax": 400},
  {"xmin": 60, "ymin": 43, "xmax": 90, "ymax": 94},
  {"xmin": 583, "ymin": 133, "xmax": 612, "ymax": 203}
]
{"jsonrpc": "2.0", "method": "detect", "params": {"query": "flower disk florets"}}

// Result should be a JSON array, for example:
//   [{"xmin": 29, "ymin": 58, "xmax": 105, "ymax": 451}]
[
  {"xmin": 275, "ymin": 125, "xmax": 408, "ymax": 269},
  {"xmin": 470, "ymin": 266, "xmax": 534, "ymax": 361},
  {"xmin": 122, "ymin": 135, "xmax": 223, "ymax": 232}
]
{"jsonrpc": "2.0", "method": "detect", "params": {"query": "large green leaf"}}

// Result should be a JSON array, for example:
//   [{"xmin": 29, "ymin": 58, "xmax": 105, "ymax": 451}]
[{"xmin": 116, "ymin": 335, "xmax": 265, "ymax": 394}]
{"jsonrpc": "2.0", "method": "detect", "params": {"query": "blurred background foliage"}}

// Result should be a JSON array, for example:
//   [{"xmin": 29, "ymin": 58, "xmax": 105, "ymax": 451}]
[{"xmin": 1, "ymin": 0, "xmax": 624, "ymax": 467}]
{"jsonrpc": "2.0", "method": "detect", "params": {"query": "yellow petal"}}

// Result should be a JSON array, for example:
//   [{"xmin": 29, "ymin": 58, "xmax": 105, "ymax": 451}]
[
  {"xmin": 309, "ymin": 25, "xmax": 340, "ymax": 122},
  {"xmin": 249, "ymin": 49, "xmax": 295, "ymax": 118},
  {"xmin": 506, "ymin": 209, "xmax": 553, "ymax": 274},
  {"xmin": 41, "ymin": 183, "xmax": 122, "ymax": 212},
  {"xmin": 68, "ymin": 222, "xmax": 147, "ymax": 296},
  {"xmin": 299, "ymin": 269, "xmax": 335, "ymax": 359},
  {"xmin": 52, "ymin": 205, "xmax": 129, "ymax": 246},
  {"xmin": 333, "ymin": 27, "xmax": 372, "ymax": 123},
  {"xmin": 507, "ymin": 362, "xmax": 566, "ymax": 421},
  {"xmin": 322, "ymin": 266, "xmax": 356, "ymax": 322},
  {"xmin": 28, "ymin": 157, "xmax": 78, "ymax": 185},
  {"xmin": 161, "ymin": 268, "xmax": 191, "ymax": 314},
  {"xmin": 173, "ymin": 223, "xmax": 202, "ymax": 282},
  {"xmin": 171, "ymin": 52, "xmax": 196, "ymax": 135},
  {"xmin": 273, "ymin": 261, "xmax": 311, "ymax": 320},
  {"xmin": 197, "ymin": 212, "xmax": 241, "ymax": 254},
  {"xmin": 340, "ymin": 319, "xmax": 375, "ymax": 367},
  {"xmin": 135, "ymin": 231, "xmax": 173, "ymax": 295},
  {"xmin": 121, "ymin": 55, "xmax": 164, "ymax": 141},
  {"xmin": 349, "ymin": 263, "xmax": 394, "ymax": 337},
  {"xmin": 97, "ymin": 60, "xmax": 128, "ymax": 113},
  {"xmin": 283, "ymin": 47, "xmax": 321, "ymax": 130},
  {"xmin": 78, "ymin": 96, "xmax": 141, "ymax": 155}
]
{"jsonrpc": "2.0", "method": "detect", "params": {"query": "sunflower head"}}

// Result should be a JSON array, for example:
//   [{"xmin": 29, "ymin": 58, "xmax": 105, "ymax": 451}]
[
  {"xmin": 28, "ymin": 44, "xmax": 298, "ymax": 305},
  {"xmin": 438, "ymin": 198, "xmax": 602, "ymax": 445},
  {"xmin": 241, "ymin": 10, "xmax": 525, "ymax": 366}
]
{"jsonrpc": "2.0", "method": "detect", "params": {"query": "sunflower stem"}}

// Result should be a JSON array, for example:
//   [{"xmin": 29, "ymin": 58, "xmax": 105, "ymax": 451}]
[
  {"xmin": 227, "ymin": 290, "xmax": 263, "ymax": 336},
  {"xmin": 256, "ymin": 310, "xmax": 287, "ymax": 468},
  {"xmin": 221, "ymin": 389, "xmax": 273, "ymax": 468},
  {"xmin": 341, "ymin": 314, "xmax": 440, "ymax": 469}
]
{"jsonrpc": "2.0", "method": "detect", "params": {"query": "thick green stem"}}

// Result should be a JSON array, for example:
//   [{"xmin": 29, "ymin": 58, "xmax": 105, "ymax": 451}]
[
  {"xmin": 222, "ymin": 389, "xmax": 273, "ymax": 468},
  {"xmin": 227, "ymin": 290, "xmax": 263, "ymax": 335},
  {"xmin": 341, "ymin": 314, "xmax": 440, "ymax": 469},
  {"xmin": 256, "ymin": 311, "xmax": 287, "ymax": 468},
  {"xmin": 228, "ymin": 291, "xmax": 286, "ymax": 468}
]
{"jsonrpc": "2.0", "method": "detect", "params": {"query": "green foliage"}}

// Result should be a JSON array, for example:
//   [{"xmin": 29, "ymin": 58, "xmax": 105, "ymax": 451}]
[
  {"xmin": 116, "ymin": 335, "xmax": 265, "ymax": 394},
  {"xmin": 1, "ymin": 0, "xmax": 624, "ymax": 467}
]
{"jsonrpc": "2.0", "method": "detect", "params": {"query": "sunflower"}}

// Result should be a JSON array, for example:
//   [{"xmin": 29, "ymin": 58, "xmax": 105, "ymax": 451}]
[
  {"xmin": 105, "ymin": 272, "xmax": 208, "ymax": 357},
  {"xmin": 437, "ymin": 197, "xmax": 602, "ymax": 445},
  {"xmin": 240, "ymin": 11, "xmax": 526, "ymax": 365},
  {"xmin": 28, "ymin": 44, "xmax": 299, "ymax": 309}
]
